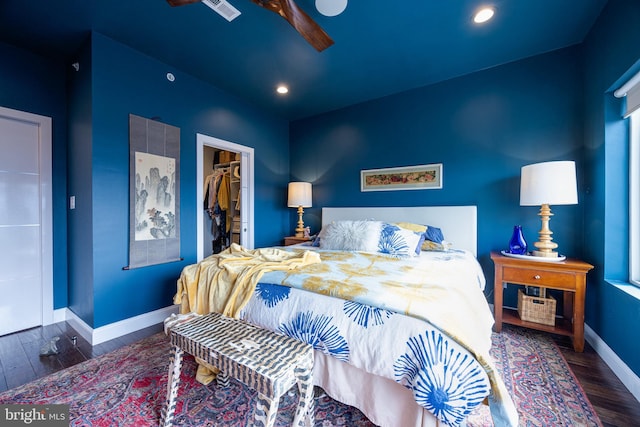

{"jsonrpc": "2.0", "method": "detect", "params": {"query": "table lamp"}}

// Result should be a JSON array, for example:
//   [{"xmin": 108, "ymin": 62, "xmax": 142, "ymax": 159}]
[
  {"xmin": 520, "ymin": 161, "xmax": 578, "ymax": 257},
  {"xmin": 288, "ymin": 182, "xmax": 312, "ymax": 238}
]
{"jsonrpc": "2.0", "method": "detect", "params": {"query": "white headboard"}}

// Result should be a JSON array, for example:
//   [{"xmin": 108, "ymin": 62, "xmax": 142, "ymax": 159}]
[{"xmin": 321, "ymin": 206, "xmax": 477, "ymax": 256}]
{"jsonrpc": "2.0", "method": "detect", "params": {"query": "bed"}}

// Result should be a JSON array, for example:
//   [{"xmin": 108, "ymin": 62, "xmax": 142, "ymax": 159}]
[{"xmin": 174, "ymin": 206, "xmax": 517, "ymax": 427}]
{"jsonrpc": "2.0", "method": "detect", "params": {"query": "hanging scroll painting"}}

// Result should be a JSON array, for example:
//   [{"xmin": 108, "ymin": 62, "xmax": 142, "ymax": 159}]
[{"xmin": 127, "ymin": 114, "xmax": 181, "ymax": 269}]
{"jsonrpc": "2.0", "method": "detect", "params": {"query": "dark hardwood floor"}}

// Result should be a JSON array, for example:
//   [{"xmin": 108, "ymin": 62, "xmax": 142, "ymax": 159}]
[
  {"xmin": 0, "ymin": 321, "xmax": 163, "ymax": 393},
  {"xmin": 551, "ymin": 333, "xmax": 640, "ymax": 427},
  {"xmin": 0, "ymin": 322, "xmax": 638, "ymax": 426}
]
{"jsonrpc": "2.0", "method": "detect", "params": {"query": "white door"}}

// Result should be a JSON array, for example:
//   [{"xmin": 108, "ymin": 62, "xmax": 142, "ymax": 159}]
[{"xmin": 0, "ymin": 106, "xmax": 53, "ymax": 336}]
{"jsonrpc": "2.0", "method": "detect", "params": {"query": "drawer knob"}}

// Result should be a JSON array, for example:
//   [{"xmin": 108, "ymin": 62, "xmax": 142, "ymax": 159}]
[{"xmin": 534, "ymin": 275, "xmax": 541, "ymax": 280}]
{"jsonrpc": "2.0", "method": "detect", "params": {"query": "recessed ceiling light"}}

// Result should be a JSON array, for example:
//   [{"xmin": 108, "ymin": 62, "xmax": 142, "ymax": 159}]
[
  {"xmin": 276, "ymin": 85, "xmax": 289, "ymax": 95},
  {"xmin": 473, "ymin": 7, "xmax": 495, "ymax": 24}
]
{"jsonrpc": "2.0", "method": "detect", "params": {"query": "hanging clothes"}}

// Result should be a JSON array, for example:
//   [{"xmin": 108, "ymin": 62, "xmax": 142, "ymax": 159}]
[
  {"xmin": 218, "ymin": 172, "xmax": 231, "ymax": 233},
  {"xmin": 204, "ymin": 170, "xmax": 224, "ymax": 215},
  {"xmin": 204, "ymin": 168, "xmax": 231, "ymax": 253}
]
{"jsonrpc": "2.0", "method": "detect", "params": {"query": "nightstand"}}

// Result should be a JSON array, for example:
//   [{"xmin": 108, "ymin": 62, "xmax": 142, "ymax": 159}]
[
  {"xmin": 490, "ymin": 251, "xmax": 593, "ymax": 352},
  {"xmin": 283, "ymin": 236, "xmax": 312, "ymax": 246}
]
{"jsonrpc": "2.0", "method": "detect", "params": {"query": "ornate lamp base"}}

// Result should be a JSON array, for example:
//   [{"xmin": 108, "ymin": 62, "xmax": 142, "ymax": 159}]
[
  {"xmin": 295, "ymin": 205, "xmax": 305, "ymax": 238},
  {"xmin": 532, "ymin": 203, "xmax": 560, "ymax": 257}
]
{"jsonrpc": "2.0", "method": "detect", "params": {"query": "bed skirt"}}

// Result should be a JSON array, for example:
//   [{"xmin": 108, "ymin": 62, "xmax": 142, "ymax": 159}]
[{"xmin": 313, "ymin": 350, "xmax": 441, "ymax": 427}]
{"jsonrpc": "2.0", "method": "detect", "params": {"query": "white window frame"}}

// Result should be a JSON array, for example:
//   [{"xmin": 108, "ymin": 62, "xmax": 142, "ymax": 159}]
[{"xmin": 631, "ymin": 111, "xmax": 640, "ymax": 286}]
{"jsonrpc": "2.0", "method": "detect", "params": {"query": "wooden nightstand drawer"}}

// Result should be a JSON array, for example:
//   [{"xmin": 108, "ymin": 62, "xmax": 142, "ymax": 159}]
[
  {"xmin": 284, "ymin": 236, "xmax": 312, "ymax": 246},
  {"xmin": 502, "ymin": 266, "xmax": 575, "ymax": 289}
]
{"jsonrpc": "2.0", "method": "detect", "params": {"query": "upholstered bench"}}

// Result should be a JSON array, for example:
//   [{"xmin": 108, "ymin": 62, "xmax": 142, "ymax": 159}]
[{"xmin": 160, "ymin": 312, "xmax": 315, "ymax": 427}]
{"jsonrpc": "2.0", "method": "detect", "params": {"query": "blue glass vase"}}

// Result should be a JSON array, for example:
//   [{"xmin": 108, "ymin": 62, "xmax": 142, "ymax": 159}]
[{"xmin": 509, "ymin": 225, "xmax": 527, "ymax": 255}]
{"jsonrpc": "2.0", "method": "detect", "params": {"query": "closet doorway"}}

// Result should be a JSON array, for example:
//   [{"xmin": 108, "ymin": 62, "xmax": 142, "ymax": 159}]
[{"xmin": 196, "ymin": 133, "xmax": 254, "ymax": 261}]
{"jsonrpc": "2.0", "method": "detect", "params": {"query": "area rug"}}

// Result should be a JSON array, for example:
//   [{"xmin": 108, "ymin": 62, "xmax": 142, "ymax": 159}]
[
  {"xmin": 466, "ymin": 325, "xmax": 602, "ymax": 427},
  {"xmin": 0, "ymin": 325, "xmax": 601, "ymax": 426}
]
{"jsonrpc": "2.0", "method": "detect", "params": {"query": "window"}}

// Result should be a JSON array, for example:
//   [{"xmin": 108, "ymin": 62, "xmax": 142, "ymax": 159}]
[
  {"xmin": 615, "ymin": 70, "xmax": 640, "ymax": 286},
  {"xmin": 631, "ymin": 110, "xmax": 640, "ymax": 286}
]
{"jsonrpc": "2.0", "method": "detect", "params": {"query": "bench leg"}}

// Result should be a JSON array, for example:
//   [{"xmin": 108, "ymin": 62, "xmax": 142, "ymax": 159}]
[
  {"xmin": 216, "ymin": 372, "xmax": 230, "ymax": 388},
  {"xmin": 159, "ymin": 344, "xmax": 184, "ymax": 427},
  {"xmin": 292, "ymin": 363, "xmax": 315, "ymax": 427},
  {"xmin": 255, "ymin": 393, "xmax": 278, "ymax": 427}
]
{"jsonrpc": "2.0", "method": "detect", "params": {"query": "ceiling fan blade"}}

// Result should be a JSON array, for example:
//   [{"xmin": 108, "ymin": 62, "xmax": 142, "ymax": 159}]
[
  {"xmin": 251, "ymin": 0, "xmax": 334, "ymax": 52},
  {"xmin": 166, "ymin": 0, "xmax": 201, "ymax": 7}
]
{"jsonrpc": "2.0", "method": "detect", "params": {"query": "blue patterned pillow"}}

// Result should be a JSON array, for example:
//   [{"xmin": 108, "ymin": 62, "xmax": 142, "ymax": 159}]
[
  {"xmin": 423, "ymin": 226, "xmax": 444, "ymax": 244},
  {"xmin": 378, "ymin": 223, "xmax": 423, "ymax": 257}
]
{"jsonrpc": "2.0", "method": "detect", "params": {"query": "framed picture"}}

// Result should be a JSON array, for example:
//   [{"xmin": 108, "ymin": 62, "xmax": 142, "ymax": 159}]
[{"xmin": 361, "ymin": 163, "xmax": 443, "ymax": 192}]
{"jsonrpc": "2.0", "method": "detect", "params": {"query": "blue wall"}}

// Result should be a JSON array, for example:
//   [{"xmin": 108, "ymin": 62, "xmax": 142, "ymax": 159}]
[
  {"xmin": 0, "ymin": 41, "xmax": 69, "ymax": 310},
  {"xmin": 65, "ymin": 33, "xmax": 291, "ymax": 328},
  {"xmin": 582, "ymin": 0, "xmax": 640, "ymax": 376},
  {"xmin": 67, "ymin": 38, "xmax": 95, "ymax": 325},
  {"xmin": 291, "ymin": 46, "xmax": 585, "ymax": 306}
]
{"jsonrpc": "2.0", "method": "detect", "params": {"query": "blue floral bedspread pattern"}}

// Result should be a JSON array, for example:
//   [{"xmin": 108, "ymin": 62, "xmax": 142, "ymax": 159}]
[
  {"xmin": 238, "ymin": 250, "xmax": 512, "ymax": 426},
  {"xmin": 394, "ymin": 331, "xmax": 491, "ymax": 426}
]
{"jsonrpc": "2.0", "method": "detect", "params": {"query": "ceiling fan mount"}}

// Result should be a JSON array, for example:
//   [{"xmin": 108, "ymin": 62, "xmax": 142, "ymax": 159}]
[{"xmin": 167, "ymin": 0, "xmax": 334, "ymax": 52}]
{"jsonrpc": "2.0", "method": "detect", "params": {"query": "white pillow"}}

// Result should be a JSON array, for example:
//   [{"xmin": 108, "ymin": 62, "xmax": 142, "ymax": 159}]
[{"xmin": 319, "ymin": 220, "xmax": 383, "ymax": 252}]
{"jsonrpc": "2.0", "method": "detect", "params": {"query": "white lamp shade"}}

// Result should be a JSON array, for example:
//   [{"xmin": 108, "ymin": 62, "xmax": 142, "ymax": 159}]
[
  {"xmin": 520, "ymin": 161, "xmax": 578, "ymax": 206},
  {"xmin": 288, "ymin": 182, "xmax": 312, "ymax": 208}
]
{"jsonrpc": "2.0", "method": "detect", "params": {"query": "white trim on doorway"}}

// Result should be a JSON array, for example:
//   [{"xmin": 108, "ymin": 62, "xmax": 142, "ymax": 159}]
[{"xmin": 196, "ymin": 133, "xmax": 254, "ymax": 261}]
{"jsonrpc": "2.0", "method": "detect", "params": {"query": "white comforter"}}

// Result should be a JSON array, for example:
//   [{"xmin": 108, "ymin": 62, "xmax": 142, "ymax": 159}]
[{"xmin": 237, "ymin": 248, "xmax": 517, "ymax": 427}]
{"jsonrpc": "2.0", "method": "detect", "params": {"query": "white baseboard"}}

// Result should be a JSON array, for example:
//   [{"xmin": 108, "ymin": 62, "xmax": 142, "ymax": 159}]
[
  {"xmin": 585, "ymin": 323, "xmax": 640, "ymax": 402},
  {"xmin": 58, "ymin": 305, "xmax": 179, "ymax": 345},
  {"xmin": 63, "ymin": 309, "xmax": 93, "ymax": 343},
  {"xmin": 53, "ymin": 308, "xmax": 67, "ymax": 324}
]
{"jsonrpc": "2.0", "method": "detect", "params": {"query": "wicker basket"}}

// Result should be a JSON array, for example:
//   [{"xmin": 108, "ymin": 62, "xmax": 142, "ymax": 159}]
[{"xmin": 517, "ymin": 289, "xmax": 556, "ymax": 326}]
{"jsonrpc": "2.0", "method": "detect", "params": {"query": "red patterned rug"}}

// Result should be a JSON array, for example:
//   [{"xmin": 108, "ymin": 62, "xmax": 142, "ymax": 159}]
[
  {"xmin": 0, "ymin": 325, "xmax": 601, "ymax": 426},
  {"xmin": 467, "ymin": 325, "xmax": 602, "ymax": 427}
]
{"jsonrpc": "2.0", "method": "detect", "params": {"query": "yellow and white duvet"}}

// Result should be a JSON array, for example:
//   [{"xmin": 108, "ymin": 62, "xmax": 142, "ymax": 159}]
[{"xmin": 174, "ymin": 245, "xmax": 517, "ymax": 427}]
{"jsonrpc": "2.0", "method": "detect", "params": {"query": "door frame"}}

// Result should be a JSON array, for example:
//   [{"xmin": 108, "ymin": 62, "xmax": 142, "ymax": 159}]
[
  {"xmin": 196, "ymin": 133, "xmax": 254, "ymax": 261},
  {"xmin": 0, "ymin": 106, "xmax": 54, "ymax": 327}
]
